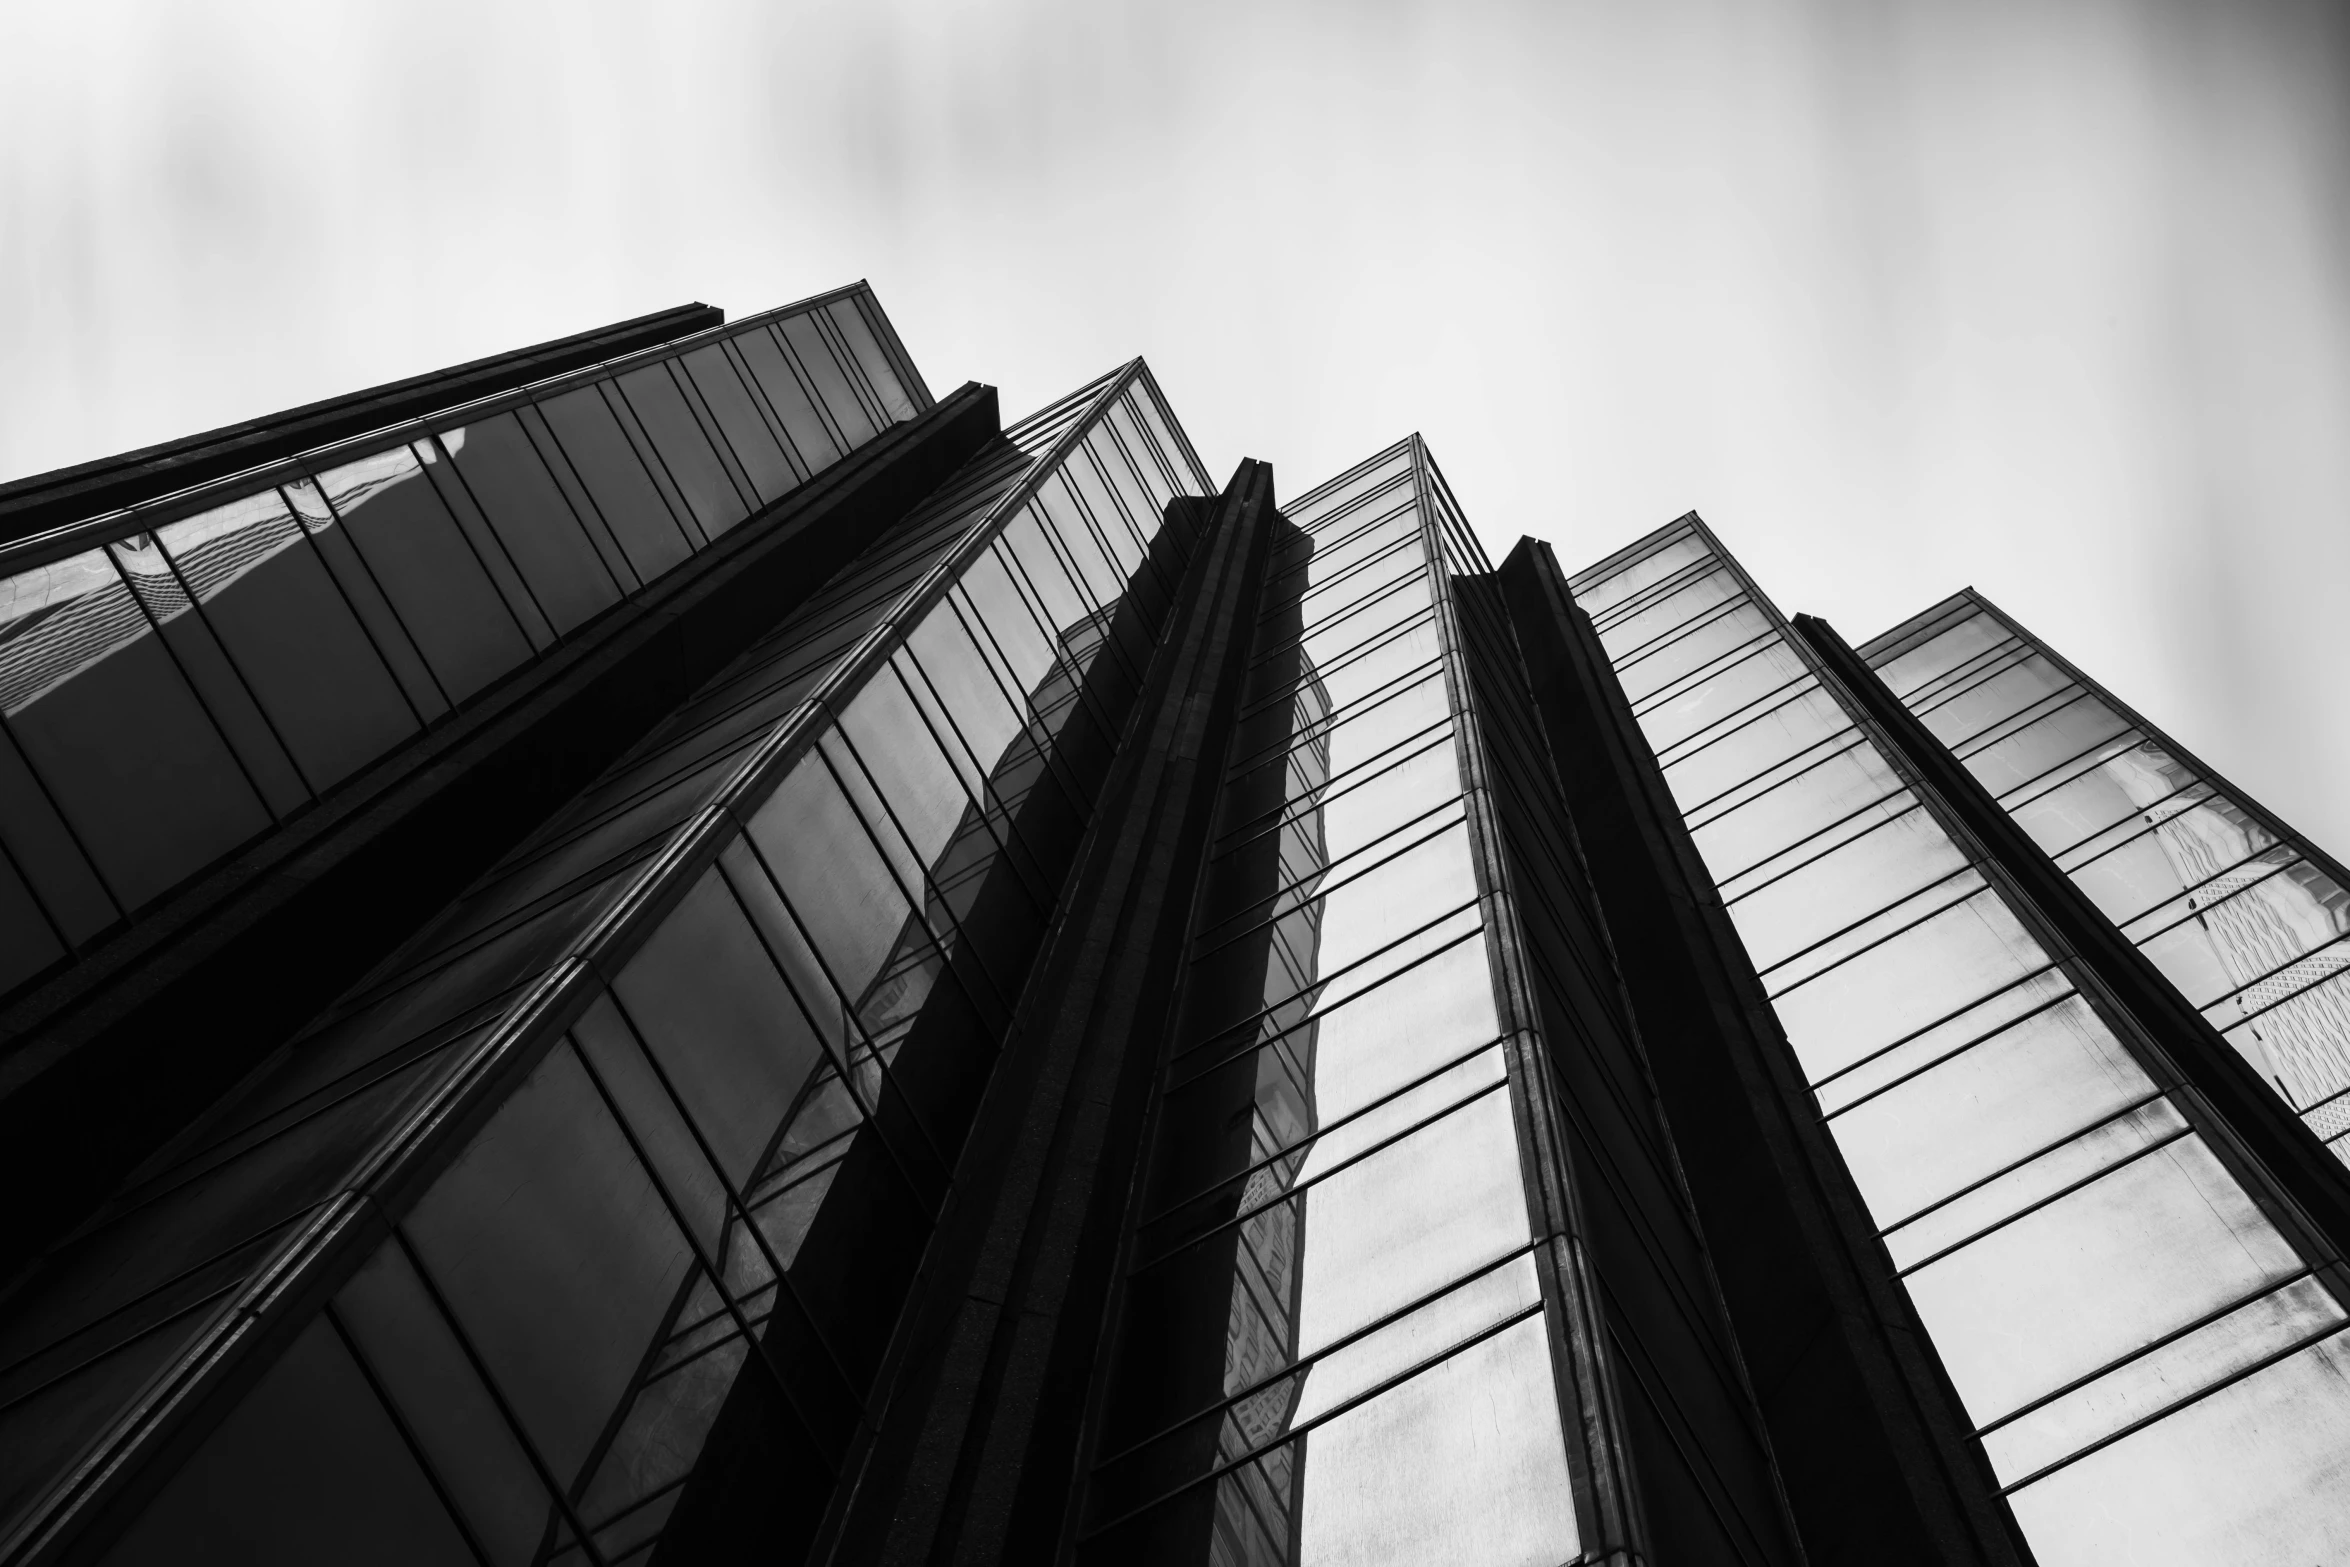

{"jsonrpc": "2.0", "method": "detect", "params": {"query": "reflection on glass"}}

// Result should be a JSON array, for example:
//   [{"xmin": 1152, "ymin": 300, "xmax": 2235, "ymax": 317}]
[
  {"xmin": 1864, "ymin": 597, "xmax": 2350, "ymax": 1161},
  {"xmin": 0, "ymin": 288, "xmax": 929, "ymax": 949},
  {"xmin": 0, "ymin": 543, "xmax": 270, "ymax": 908},
  {"xmin": 1084, "ymin": 444, "xmax": 1583, "ymax": 1566},
  {"xmin": 1571, "ymin": 526, "xmax": 2350, "ymax": 1563},
  {"xmin": 154, "ymin": 489, "xmax": 419, "ymax": 790},
  {"xmin": 0, "ymin": 361, "xmax": 1195, "ymax": 1562}
]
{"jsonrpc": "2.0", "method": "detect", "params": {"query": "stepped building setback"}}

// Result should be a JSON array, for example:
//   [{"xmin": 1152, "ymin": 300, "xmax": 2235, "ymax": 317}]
[{"xmin": 0, "ymin": 285, "xmax": 2345, "ymax": 1565}]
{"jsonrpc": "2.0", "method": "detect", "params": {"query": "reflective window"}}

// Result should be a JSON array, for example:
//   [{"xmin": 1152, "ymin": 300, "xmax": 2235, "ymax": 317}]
[
  {"xmin": 1081, "ymin": 438, "xmax": 1590, "ymax": 1565},
  {"xmin": 434, "ymin": 413, "xmax": 622, "ymax": 636},
  {"xmin": 679, "ymin": 342, "xmax": 801, "ymax": 505},
  {"xmin": 314, "ymin": 439, "xmax": 534, "ymax": 702},
  {"xmin": 1571, "ymin": 528, "xmax": 2350, "ymax": 1561},
  {"xmin": 15, "ymin": 361, "xmax": 1207, "ymax": 1563},
  {"xmin": 778, "ymin": 313, "xmax": 878, "ymax": 450},
  {"xmin": 613, "ymin": 363, "xmax": 748, "ymax": 540},
  {"xmin": 0, "ymin": 286, "xmax": 929, "ymax": 949},
  {"xmin": 0, "ymin": 546, "xmax": 271, "ymax": 909},
  {"xmin": 535, "ymin": 385, "xmax": 695, "ymax": 584},
  {"xmin": 1865, "ymin": 599, "xmax": 2350, "ymax": 1161},
  {"xmin": 154, "ymin": 490, "xmax": 420, "ymax": 792}
]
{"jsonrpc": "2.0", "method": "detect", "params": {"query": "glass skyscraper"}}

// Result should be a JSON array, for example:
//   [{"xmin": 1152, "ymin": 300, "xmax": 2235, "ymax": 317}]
[{"xmin": 0, "ymin": 286, "xmax": 2344, "ymax": 1565}]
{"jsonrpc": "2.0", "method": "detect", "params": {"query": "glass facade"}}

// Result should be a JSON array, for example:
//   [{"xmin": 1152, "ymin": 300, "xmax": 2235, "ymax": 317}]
[
  {"xmin": 1568, "ymin": 519, "xmax": 2350, "ymax": 1566},
  {"xmin": 1081, "ymin": 439, "xmax": 1634, "ymax": 1567},
  {"xmin": 12, "ymin": 284, "xmax": 2350, "ymax": 1567},
  {"xmin": 0, "ymin": 285, "xmax": 928, "ymax": 996},
  {"xmin": 1864, "ymin": 592, "xmax": 2350, "ymax": 1168},
  {"xmin": 0, "ymin": 356, "xmax": 1213, "ymax": 1564}
]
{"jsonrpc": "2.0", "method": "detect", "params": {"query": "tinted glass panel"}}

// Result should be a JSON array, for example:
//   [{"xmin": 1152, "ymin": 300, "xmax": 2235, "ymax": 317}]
[
  {"xmin": 437, "ymin": 414, "xmax": 620, "ymax": 635},
  {"xmin": 535, "ymin": 384, "xmax": 694, "ymax": 584},
  {"xmin": 156, "ymin": 491, "xmax": 417, "ymax": 790},
  {"xmin": 0, "ymin": 548, "xmax": 270, "ymax": 908},
  {"xmin": 313, "ymin": 442, "xmax": 532, "ymax": 703},
  {"xmin": 616, "ymin": 364, "xmax": 747, "ymax": 539}
]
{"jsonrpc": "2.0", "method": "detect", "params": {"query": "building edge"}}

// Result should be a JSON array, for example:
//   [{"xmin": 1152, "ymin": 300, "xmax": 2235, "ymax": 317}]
[
  {"xmin": 0, "ymin": 305, "xmax": 731, "ymax": 546},
  {"xmin": 1496, "ymin": 535, "xmax": 2035, "ymax": 1567}
]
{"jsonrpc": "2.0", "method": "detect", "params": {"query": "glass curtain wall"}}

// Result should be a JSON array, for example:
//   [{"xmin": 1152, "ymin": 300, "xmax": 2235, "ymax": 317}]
[
  {"xmin": 0, "ymin": 285, "xmax": 929, "ymax": 997},
  {"xmin": 1567, "ymin": 519, "xmax": 2350, "ymax": 1567},
  {"xmin": 0, "ymin": 365, "xmax": 1212, "ymax": 1567},
  {"xmin": 1863, "ymin": 592, "xmax": 2350, "ymax": 1169},
  {"xmin": 1442, "ymin": 531, "xmax": 1799, "ymax": 1563},
  {"xmin": 1078, "ymin": 438, "xmax": 1609, "ymax": 1567}
]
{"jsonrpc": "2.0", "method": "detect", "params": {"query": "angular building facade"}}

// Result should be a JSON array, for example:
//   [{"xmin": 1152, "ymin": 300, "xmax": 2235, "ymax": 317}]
[{"xmin": 0, "ymin": 287, "xmax": 2345, "ymax": 1565}]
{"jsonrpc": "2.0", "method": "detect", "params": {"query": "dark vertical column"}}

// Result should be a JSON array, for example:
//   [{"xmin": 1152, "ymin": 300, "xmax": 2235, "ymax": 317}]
[
  {"xmin": 1450, "ymin": 570, "xmax": 1802, "ymax": 1567},
  {"xmin": 1795, "ymin": 613, "xmax": 2350, "ymax": 1264},
  {"xmin": 812, "ymin": 462, "xmax": 1278, "ymax": 1567},
  {"xmin": 1496, "ymin": 538, "xmax": 2032, "ymax": 1567}
]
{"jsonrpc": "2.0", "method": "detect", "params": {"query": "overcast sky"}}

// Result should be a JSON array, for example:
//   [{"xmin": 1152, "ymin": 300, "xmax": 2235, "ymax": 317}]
[{"xmin": 5, "ymin": 0, "xmax": 2347, "ymax": 846}]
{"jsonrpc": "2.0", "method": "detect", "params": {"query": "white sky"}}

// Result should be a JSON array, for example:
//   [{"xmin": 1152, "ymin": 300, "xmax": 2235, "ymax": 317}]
[{"xmin": 5, "ymin": 0, "xmax": 2347, "ymax": 847}]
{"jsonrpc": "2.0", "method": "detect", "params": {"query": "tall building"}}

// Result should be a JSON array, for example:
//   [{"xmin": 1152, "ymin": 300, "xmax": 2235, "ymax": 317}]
[{"xmin": 0, "ymin": 286, "xmax": 2344, "ymax": 1566}]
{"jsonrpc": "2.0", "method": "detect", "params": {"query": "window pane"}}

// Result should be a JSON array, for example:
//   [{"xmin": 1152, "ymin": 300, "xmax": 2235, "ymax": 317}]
[
  {"xmin": 1660, "ymin": 685, "xmax": 1847, "ymax": 812},
  {"xmin": 1727, "ymin": 808, "xmax": 1972, "ymax": 974},
  {"xmin": 1904, "ymin": 1134, "xmax": 2302, "ymax": 1424},
  {"xmin": 336, "ymin": 1238, "xmax": 562, "ymax": 1566},
  {"xmin": 1771, "ymin": 886, "xmax": 2043, "ymax": 1078},
  {"xmin": 1126, "ymin": 386, "xmax": 1201, "ymax": 498},
  {"xmin": 1983, "ymin": 1273, "xmax": 2343, "ymax": 1483},
  {"xmin": 1285, "ymin": 461, "xmax": 1412, "ymax": 537},
  {"xmin": 404, "ymin": 1042, "xmax": 698, "ymax": 1486},
  {"xmin": 778, "ymin": 313, "xmax": 878, "ymax": 448},
  {"xmin": 1915, "ymin": 651, "xmax": 2072, "ymax": 750},
  {"xmin": 827, "ymin": 298, "xmax": 917, "ymax": 421},
  {"xmin": 1303, "ymin": 737, "xmax": 1462, "ymax": 869},
  {"xmin": 993, "ymin": 505, "xmax": 1100, "ymax": 637},
  {"xmin": 156, "ymin": 490, "xmax": 418, "ymax": 790},
  {"xmin": 1847, "ymin": 1017, "xmax": 2161, "ymax": 1240},
  {"xmin": 1031, "ymin": 478, "xmax": 1130, "ymax": 613},
  {"xmin": 1612, "ymin": 601, "xmax": 1773, "ymax": 706},
  {"xmin": 1691, "ymin": 742, "xmax": 1906, "ymax": 889},
  {"xmin": 312, "ymin": 442, "xmax": 533, "ymax": 703},
  {"xmin": 101, "ymin": 1316, "xmax": 475, "ymax": 1567},
  {"xmin": 534, "ymin": 385, "xmax": 695, "ymax": 584},
  {"xmin": 1570, "ymin": 530, "xmax": 1708, "ymax": 616},
  {"xmin": 734, "ymin": 326, "xmax": 843, "ymax": 473},
  {"xmin": 681, "ymin": 343, "xmax": 800, "ymax": 504},
  {"xmin": 1184, "ymin": 916, "xmax": 1494, "ymax": 1092},
  {"xmin": 1639, "ymin": 640, "xmax": 1809, "ymax": 752},
  {"xmin": 610, "ymin": 867, "xmax": 832, "ymax": 1188},
  {"xmin": 616, "ymin": 364, "xmax": 747, "ymax": 539},
  {"xmin": 0, "ymin": 549, "xmax": 270, "ymax": 908},
  {"xmin": 2004, "ymin": 1329, "xmax": 2350, "ymax": 1566},
  {"xmin": 808, "ymin": 300, "xmax": 897, "ymax": 420},
  {"xmin": 1604, "ymin": 567, "xmax": 1743, "ymax": 657},
  {"xmin": 744, "ymin": 753, "xmax": 920, "ymax": 1007},
  {"xmin": 1105, "ymin": 398, "xmax": 1178, "ymax": 517},
  {"xmin": 1294, "ymin": 1314, "xmax": 1577, "ymax": 1567},
  {"xmin": 109, "ymin": 533, "xmax": 305, "ymax": 812},
  {"xmin": 1962, "ymin": 696, "xmax": 2132, "ymax": 800},
  {"xmin": 280, "ymin": 476, "xmax": 449, "ymax": 722},
  {"xmin": 437, "ymin": 414, "xmax": 620, "ymax": 635},
  {"xmin": 1873, "ymin": 610, "xmax": 2005, "ymax": 699},
  {"xmin": 0, "ymin": 850, "xmax": 64, "ymax": 991}
]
